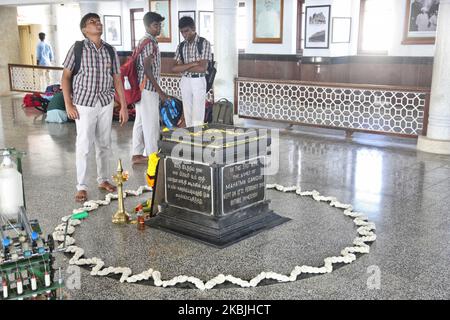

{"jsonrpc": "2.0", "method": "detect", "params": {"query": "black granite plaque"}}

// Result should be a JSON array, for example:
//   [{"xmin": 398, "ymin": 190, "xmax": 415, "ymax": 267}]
[
  {"xmin": 165, "ymin": 157, "xmax": 213, "ymax": 215},
  {"xmin": 222, "ymin": 157, "xmax": 265, "ymax": 215}
]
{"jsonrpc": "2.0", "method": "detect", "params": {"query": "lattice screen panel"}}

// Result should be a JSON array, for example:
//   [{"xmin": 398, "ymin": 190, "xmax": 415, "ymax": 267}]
[
  {"xmin": 160, "ymin": 75, "xmax": 214, "ymax": 102},
  {"xmin": 237, "ymin": 80, "xmax": 428, "ymax": 136},
  {"xmin": 9, "ymin": 65, "xmax": 63, "ymax": 93},
  {"xmin": 9, "ymin": 66, "xmax": 213, "ymax": 102}
]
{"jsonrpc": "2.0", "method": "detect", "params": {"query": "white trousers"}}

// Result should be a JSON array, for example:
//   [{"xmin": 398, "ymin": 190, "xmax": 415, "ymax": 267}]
[
  {"xmin": 180, "ymin": 76, "xmax": 206, "ymax": 127},
  {"xmin": 75, "ymin": 100, "xmax": 113, "ymax": 191},
  {"xmin": 132, "ymin": 89, "xmax": 160, "ymax": 156}
]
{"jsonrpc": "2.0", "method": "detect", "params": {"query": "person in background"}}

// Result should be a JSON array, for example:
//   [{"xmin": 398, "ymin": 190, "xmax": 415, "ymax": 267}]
[
  {"xmin": 36, "ymin": 32, "xmax": 54, "ymax": 88},
  {"xmin": 36, "ymin": 32, "xmax": 54, "ymax": 66}
]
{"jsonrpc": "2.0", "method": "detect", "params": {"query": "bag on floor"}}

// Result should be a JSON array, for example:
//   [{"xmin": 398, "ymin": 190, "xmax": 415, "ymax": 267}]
[
  {"xmin": 22, "ymin": 92, "xmax": 49, "ymax": 112},
  {"xmin": 46, "ymin": 92, "xmax": 65, "ymax": 112},
  {"xmin": 160, "ymin": 97, "xmax": 183, "ymax": 129},
  {"xmin": 45, "ymin": 92, "xmax": 68, "ymax": 123},
  {"xmin": 45, "ymin": 84, "xmax": 61, "ymax": 94},
  {"xmin": 46, "ymin": 110, "xmax": 68, "ymax": 123},
  {"xmin": 212, "ymin": 98, "xmax": 233, "ymax": 125}
]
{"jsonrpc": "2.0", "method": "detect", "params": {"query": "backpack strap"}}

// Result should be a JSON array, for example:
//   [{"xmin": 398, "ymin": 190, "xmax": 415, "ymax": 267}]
[
  {"xmin": 72, "ymin": 41, "xmax": 84, "ymax": 77},
  {"xmin": 133, "ymin": 38, "xmax": 153, "ymax": 59},
  {"xmin": 136, "ymin": 38, "xmax": 157, "ymax": 90},
  {"xmin": 197, "ymin": 37, "xmax": 204, "ymax": 56},
  {"xmin": 198, "ymin": 37, "xmax": 215, "ymax": 66},
  {"xmin": 103, "ymin": 43, "xmax": 116, "ymax": 75},
  {"xmin": 73, "ymin": 40, "xmax": 117, "ymax": 77},
  {"xmin": 179, "ymin": 41, "xmax": 185, "ymax": 64}
]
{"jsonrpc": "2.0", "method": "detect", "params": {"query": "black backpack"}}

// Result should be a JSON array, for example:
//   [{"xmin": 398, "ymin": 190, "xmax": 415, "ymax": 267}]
[
  {"xmin": 179, "ymin": 37, "xmax": 216, "ymax": 93},
  {"xmin": 212, "ymin": 98, "xmax": 233, "ymax": 125},
  {"xmin": 72, "ymin": 41, "xmax": 116, "ymax": 80}
]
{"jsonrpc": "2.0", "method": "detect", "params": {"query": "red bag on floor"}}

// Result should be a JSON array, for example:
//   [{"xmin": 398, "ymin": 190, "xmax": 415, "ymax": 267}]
[{"xmin": 23, "ymin": 93, "xmax": 49, "ymax": 112}]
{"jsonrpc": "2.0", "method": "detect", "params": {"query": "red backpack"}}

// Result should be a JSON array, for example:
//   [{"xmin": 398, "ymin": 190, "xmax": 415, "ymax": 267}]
[
  {"xmin": 23, "ymin": 93, "xmax": 41, "ymax": 107},
  {"xmin": 22, "ymin": 93, "xmax": 48, "ymax": 112},
  {"xmin": 116, "ymin": 38, "xmax": 156, "ymax": 106}
]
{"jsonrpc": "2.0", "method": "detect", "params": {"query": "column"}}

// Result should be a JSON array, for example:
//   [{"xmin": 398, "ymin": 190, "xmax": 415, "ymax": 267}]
[
  {"xmin": 213, "ymin": 0, "xmax": 238, "ymax": 104},
  {"xmin": 49, "ymin": 4, "xmax": 59, "ymax": 66},
  {"xmin": 0, "ymin": 6, "xmax": 20, "ymax": 95},
  {"xmin": 417, "ymin": 0, "xmax": 450, "ymax": 154}
]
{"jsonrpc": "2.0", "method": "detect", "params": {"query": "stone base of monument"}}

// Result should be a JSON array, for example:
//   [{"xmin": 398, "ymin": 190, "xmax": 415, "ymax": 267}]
[
  {"xmin": 148, "ymin": 124, "xmax": 290, "ymax": 248},
  {"xmin": 147, "ymin": 201, "xmax": 289, "ymax": 248}
]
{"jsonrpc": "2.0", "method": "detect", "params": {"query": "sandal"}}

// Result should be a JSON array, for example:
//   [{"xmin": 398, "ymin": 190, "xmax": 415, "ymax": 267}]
[
  {"xmin": 98, "ymin": 181, "xmax": 117, "ymax": 192},
  {"xmin": 75, "ymin": 190, "xmax": 88, "ymax": 203}
]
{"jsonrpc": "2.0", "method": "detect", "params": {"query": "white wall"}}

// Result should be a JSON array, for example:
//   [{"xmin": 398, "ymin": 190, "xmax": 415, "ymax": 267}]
[
  {"xmin": 303, "ymin": 0, "xmax": 435, "ymax": 57},
  {"xmin": 13, "ymin": 0, "xmax": 436, "ymax": 58},
  {"xmin": 303, "ymin": 0, "xmax": 360, "ymax": 57},
  {"xmin": 17, "ymin": 5, "xmax": 51, "ymax": 25},
  {"xmin": 96, "ymin": 0, "xmax": 126, "ymax": 51},
  {"xmin": 55, "ymin": 3, "xmax": 81, "ymax": 66},
  {"xmin": 197, "ymin": 0, "xmax": 214, "ymax": 11},
  {"xmin": 120, "ymin": 0, "xmax": 201, "ymax": 52},
  {"xmin": 120, "ymin": 0, "xmax": 146, "ymax": 51},
  {"xmin": 328, "ymin": 0, "xmax": 359, "ymax": 57}
]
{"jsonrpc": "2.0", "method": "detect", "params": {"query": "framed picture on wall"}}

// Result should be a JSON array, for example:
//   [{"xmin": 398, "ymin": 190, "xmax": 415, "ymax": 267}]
[
  {"xmin": 149, "ymin": 0, "xmax": 172, "ymax": 43},
  {"xmin": 178, "ymin": 10, "xmax": 195, "ymax": 43},
  {"xmin": 199, "ymin": 11, "xmax": 214, "ymax": 46},
  {"xmin": 253, "ymin": 0, "xmax": 284, "ymax": 43},
  {"xmin": 331, "ymin": 17, "xmax": 351, "ymax": 43},
  {"xmin": 402, "ymin": 0, "xmax": 439, "ymax": 45},
  {"xmin": 104, "ymin": 15, "xmax": 122, "ymax": 46},
  {"xmin": 304, "ymin": 5, "xmax": 331, "ymax": 49}
]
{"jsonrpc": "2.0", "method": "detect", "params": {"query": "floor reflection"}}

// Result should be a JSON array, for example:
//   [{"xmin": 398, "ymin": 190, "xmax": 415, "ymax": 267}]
[{"xmin": 353, "ymin": 149, "xmax": 383, "ymax": 215}]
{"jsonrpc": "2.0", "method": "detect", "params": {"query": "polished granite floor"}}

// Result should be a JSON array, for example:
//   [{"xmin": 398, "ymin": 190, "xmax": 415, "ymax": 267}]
[{"xmin": 0, "ymin": 94, "xmax": 449, "ymax": 300}]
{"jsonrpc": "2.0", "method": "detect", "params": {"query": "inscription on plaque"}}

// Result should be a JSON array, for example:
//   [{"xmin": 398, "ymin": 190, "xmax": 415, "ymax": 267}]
[
  {"xmin": 222, "ymin": 157, "xmax": 265, "ymax": 214},
  {"xmin": 165, "ymin": 157, "xmax": 213, "ymax": 214}
]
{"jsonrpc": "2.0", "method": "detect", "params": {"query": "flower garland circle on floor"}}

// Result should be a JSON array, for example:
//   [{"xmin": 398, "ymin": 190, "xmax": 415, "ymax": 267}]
[{"xmin": 52, "ymin": 184, "xmax": 376, "ymax": 290}]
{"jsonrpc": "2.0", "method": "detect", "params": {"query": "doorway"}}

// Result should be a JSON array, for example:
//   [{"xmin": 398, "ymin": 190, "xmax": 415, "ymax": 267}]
[{"xmin": 18, "ymin": 24, "xmax": 41, "ymax": 65}]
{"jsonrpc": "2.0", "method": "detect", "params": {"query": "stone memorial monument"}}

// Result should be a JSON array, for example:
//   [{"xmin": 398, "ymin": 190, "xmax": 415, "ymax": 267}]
[{"xmin": 147, "ymin": 124, "xmax": 289, "ymax": 248}]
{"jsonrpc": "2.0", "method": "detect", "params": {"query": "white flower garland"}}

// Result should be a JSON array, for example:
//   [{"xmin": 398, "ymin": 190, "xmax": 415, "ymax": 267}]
[{"xmin": 52, "ymin": 184, "xmax": 376, "ymax": 291}]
